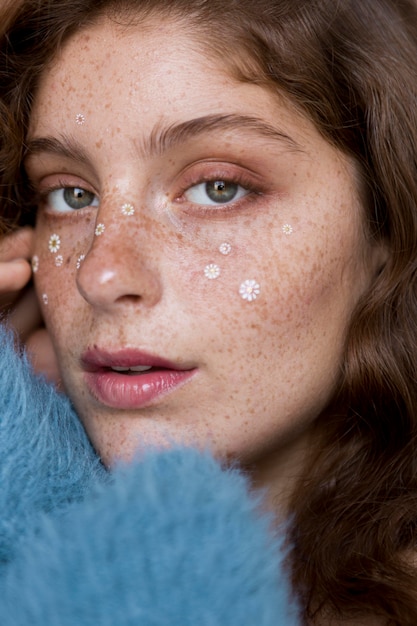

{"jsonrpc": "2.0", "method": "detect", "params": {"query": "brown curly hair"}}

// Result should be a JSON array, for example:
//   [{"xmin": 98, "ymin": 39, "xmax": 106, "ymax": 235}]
[{"xmin": 1, "ymin": 1, "xmax": 417, "ymax": 623}]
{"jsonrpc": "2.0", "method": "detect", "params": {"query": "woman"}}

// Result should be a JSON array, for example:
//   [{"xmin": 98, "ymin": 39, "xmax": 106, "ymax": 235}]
[{"xmin": 1, "ymin": 0, "xmax": 417, "ymax": 623}]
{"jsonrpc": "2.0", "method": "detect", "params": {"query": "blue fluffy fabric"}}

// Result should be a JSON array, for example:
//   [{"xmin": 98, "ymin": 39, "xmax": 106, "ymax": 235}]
[
  {"xmin": 0, "ymin": 325, "xmax": 299, "ymax": 624},
  {"xmin": 0, "ymin": 326, "xmax": 106, "ymax": 567}
]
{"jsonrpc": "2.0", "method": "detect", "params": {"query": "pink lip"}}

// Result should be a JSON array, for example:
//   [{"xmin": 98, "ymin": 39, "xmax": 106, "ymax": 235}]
[{"xmin": 81, "ymin": 347, "xmax": 197, "ymax": 410}]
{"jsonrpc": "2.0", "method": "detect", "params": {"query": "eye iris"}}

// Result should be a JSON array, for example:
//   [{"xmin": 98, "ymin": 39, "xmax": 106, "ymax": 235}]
[
  {"xmin": 63, "ymin": 187, "xmax": 95, "ymax": 209},
  {"xmin": 206, "ymin": 180, "xmax": 238, "ymax": 203}
]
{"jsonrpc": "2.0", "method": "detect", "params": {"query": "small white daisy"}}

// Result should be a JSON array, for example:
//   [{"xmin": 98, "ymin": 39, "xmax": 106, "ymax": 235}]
[
  {"xmin": 282, "ymin": 223, "xmax": 293, "ymax": 235},
  {"xmin": 95, "ymin": 223, "xmax": 105, "ymax": 236},
  {"xmin": 42, "ymin": 293, "xmax": 48, "ymax": 305},
  {"xmin": 239, "ymin": 279, "xmax": 260, "ymax": 302},
  {"xmin": 76, "ymin": 254, "xmax": 85, "ymax": 269},
  {"xmin": 48, "ymin": 234, "xmax": 61, "ymax": 253},
  {"xmin": 31, "ymin": 255, "xmax": 39, "ymax": 273},
  {"xmin": 219, "ymin": 242, "xmax": 232, "ymax": 255},
  {"xmin": 75, "ymin": 113, "xmax": 85, "ymax": 125},
  {"xmin": 121, "ymin": 203, "xmax": 135, "ymax": 216},
  {"xmin": 204, "ymin": 263, "xmax": 221, "ymax": 279},
  {"xmin": 55, "ymin": 255, "xmax": 64, "ymax": 267}
]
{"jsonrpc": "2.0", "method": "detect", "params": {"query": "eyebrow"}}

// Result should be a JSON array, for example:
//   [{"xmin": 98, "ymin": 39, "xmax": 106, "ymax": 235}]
[
  {"xmin": 24, "ymin": 135, "xmax": 91, "ymax": 167},
  {"xmin": 143, "ymin": 114, "xmax": 303, "ymax": 156},
  {"xmin": 24, "ymin": 113, "xmax": 304, "ymax": 165}
]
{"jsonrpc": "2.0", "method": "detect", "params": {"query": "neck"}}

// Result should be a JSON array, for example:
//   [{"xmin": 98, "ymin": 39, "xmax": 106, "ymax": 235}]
[{"xmin": 246, "ymin": 426, "xmax": 316, "ymax": 516}]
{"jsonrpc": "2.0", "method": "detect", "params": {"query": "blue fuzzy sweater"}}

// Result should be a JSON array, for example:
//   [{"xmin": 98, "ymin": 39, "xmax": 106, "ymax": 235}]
[{"xmin": 0, "ymin": 326, "xmax": 299, "ymax": 625}]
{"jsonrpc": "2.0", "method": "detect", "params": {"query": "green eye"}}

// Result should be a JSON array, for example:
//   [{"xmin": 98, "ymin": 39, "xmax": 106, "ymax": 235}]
[
  {"xmin": 205, "ymin": 180, "xmax": 239, "ymax": 203},
  {"xmin": 185, "ymin": 180, "xmax": 248, "ymax": 206},
  {"xmin": 48, "ymin": 187, "xmax": 99, "ymax": 212},
  {"xmin": 64, "ymin": 187, "xmax": 96, "ymax": 209}
]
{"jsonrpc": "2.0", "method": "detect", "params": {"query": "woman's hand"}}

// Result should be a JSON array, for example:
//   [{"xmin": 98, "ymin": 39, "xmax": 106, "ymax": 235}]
[
  {"xmin": 0, "ymin": 227, "xmax": 33, "ymax": 309},
  {"xmin": 0, "ymin": 227, "xmax": 60, "ymax": 385}
]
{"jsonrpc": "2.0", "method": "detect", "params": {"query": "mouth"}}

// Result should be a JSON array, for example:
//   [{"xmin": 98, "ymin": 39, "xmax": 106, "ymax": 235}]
[
  {"xmin": 106, "ymin": 365, "xmax": 154, "ymax": 375},
  {"xmin": 81, "ymin": 348, "xmax": 197, "ymax": 410}
]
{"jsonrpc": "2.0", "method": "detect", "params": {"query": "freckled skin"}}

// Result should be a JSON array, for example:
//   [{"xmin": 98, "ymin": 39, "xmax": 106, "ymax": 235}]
[{"xmin": 26, "ymin": 17, "xmax": 386, "ymax": 501}]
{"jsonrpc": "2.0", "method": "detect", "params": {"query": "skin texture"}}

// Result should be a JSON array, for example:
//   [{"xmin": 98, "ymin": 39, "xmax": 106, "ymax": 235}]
[{"xmin": 25, "ymin": 16, "xmax": 386, "ymax": 501}]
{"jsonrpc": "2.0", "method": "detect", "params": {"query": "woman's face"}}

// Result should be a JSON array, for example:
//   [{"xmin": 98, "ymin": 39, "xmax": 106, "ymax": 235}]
[{"xmin": 26, "ymin": 17, "xmax": 384, "ymax": 489}]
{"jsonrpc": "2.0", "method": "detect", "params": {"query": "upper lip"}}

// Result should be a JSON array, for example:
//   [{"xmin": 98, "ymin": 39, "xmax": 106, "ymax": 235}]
[{"xmin": 81, "ymin": 347, "xmax": 193, "ymax": 373}]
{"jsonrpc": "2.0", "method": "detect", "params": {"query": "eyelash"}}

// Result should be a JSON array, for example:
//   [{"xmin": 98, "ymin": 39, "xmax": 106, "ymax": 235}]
[
  {"xmin": 36, "ymin": 178, "xmax": 98, "ymax": 213},
  {"xmin": 36, "ymin": 168, "xmax": 263, "ymax": 216},
  {"xmin": 175, "ymin": 167, "xmax": 263, "ymax": 214}
]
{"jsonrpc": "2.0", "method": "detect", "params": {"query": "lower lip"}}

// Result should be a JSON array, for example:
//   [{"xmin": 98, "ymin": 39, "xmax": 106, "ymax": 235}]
[{"xmin": 84, "ymin": 369, "xmax": 197, "ymax": 410}]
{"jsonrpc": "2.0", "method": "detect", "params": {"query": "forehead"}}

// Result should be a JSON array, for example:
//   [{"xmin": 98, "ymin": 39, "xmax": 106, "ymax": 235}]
[
  {"xmin": 29, "ymin": 16, "xmax": 316, "ymax": 148},
  {"xmin": 31, "ymin": 18, "xmax": 228, "ymax": 122}
]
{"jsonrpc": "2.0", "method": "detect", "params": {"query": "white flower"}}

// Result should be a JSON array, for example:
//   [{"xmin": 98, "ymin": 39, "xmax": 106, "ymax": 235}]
[
  {"xmin": 75, "ymin": 113, "xmax": 85, "ymax": 125},
  {"xmin": 219, "ymin": 242, "xmax": 232, "ymax": 255},
  {"xmin": 48, "ymin": 234, "xmax": 61, "ymax": 253},
  {"xmin": 76, "ymin": 254, "xmax": 85, "ymax": 269},
  {"xmin": 42, "ymin": 293, "xmax": 48, "ymax": 305},
  {"xmin": 95, "ymin": 223, "xmax": 105, "ymax": 236},
  {"xmin": 282, "ymin": 224, "xmax": 293, "ymax": 235},
  {"xmin": 204, "ymin": 264, "xmax": 221, "ymax": 279},
  {"xmin": 121, "ymin": 203, "xmax": 135, "ymax": 216},
  {"xmin": 55, "ymin": 255, "xmax": 64, "ymax": 267},
  {"xmin": 239, "ymin": 279, "xmax": 260, "ymax": 302},
  {"xmin": 31, "ymin": 255, "xmax": 39, "ymax": 273}
]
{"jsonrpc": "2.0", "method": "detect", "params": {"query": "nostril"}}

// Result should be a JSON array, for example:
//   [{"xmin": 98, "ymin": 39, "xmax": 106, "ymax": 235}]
[{"xmin": 115, "ymin": 294, "xmax": 143, "ymax": 305}]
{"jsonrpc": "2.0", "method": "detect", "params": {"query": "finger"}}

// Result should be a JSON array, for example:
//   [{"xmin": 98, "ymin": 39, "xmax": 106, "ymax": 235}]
[
  {"xmin": 25, "ymin": 327, "xmax": 62, "ymax": 388},
  {"xmin": 0, "ymin": 259, "xmax": 32, "ymax": 297},
  {"xmin": 8, "ymin": 285, "xmax": 43, "ymax": 339},
  {"xmin": 0, "ymin": 227, "xmax": 34, "ymax": 262}
]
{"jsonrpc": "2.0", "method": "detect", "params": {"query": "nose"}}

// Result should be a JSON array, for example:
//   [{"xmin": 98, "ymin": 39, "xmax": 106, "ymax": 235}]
[{"xmin": 76, "ymin": 207, "xmax": 163, "ymax": 311}]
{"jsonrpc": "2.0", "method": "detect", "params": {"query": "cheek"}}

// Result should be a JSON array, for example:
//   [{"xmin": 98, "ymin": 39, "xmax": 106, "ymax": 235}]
[
  {"xmin": 182, "ymin": 225, "xmax": 362, "ymax": 378},
  {"xmin": 174, "ymin": 216, "xmax": 295, "ymax": 306},
  {"xmin": 177, "ymin": 225, "xmax": 323, "ymax": 326},
  {"xmin": 32, "ymin": 223, "xmax": 87, "ymax": 337}
]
